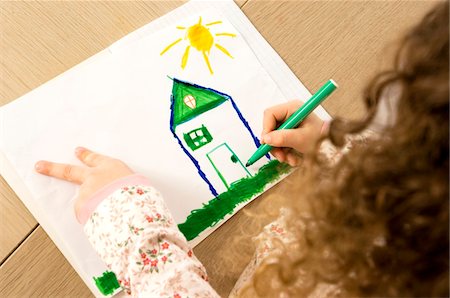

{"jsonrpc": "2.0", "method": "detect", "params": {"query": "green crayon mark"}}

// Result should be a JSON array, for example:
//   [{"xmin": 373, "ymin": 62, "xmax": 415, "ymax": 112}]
[
  {"xmin": 178, "ymin": 160, "xmax": 290, "ymax": 240},
  {"xmin": 93, "ymin": 271, "xmax": 120, "ymax": 296},
  {"xmin": 183, "ymin": 125, "xmax": 213, "ymax": 151}
]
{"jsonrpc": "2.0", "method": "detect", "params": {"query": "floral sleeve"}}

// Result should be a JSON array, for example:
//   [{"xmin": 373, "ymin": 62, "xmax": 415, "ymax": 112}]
[{"xmin": 83, "ymin": 174, "xmax": 219, "ymax": 297}]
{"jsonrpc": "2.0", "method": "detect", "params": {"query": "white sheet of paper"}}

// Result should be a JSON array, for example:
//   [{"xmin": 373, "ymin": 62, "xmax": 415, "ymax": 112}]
[{"xmin": 0, "ymin": 1, "xmax": 331, "ymax": 296}]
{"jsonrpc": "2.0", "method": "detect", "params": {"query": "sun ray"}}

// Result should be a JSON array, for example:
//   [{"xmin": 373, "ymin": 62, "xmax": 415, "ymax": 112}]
[
  {"xmin": 181, "ymin": 46, "xmax": 191, "ymax": 69},
  {"xmin": 215, "ymin": 43, "xmax": 234, "ymax": 59},
  {"xmin": 160, "ymin": 38, "xmax": 182, "ymax": 56},
  {"xmin": 206, "ymin": 20, "xmax": 222, "ymax": 26},
  {"xmin": 215, "ymin": 32, "xmax": 237, "ymax": 37},
  {"xmin": 161, "ymin": 17, "xmax": 237, "ymax": 74},
  {"xmin": 202, "ymin": 51, "xmax": 213, "ymax": 74}
]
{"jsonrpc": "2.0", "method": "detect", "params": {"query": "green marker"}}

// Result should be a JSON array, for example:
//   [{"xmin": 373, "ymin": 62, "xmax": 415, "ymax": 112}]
[{"xmin": 246, "ymin": 79, "xmax": 338, "ymax": 167}]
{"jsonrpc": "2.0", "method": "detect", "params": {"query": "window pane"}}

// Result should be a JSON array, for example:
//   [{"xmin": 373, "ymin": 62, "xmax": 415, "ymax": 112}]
[{"xmin": 184, "ymin": 125, "xmax": 213, "ymax": 151}]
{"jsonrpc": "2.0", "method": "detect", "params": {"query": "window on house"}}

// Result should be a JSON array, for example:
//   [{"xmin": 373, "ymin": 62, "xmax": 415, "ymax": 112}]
[{"xmin": 183, "ymin": 125, "xmax": 213, "ymax": 151}]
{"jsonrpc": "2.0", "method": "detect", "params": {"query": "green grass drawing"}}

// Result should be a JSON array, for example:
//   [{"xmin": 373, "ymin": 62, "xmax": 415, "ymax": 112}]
[{"xmin": 178, "ymin": 160, "xmax": 291, "ymax": 241}]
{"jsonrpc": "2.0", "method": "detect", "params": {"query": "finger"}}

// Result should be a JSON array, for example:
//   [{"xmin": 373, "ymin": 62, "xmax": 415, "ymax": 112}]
[
  {"xmin": 270, "ymin": 148, "xmax": 286, "ymax": 162},
  {"xmin": 263, "ymin": 129, "xmax": 305, "ymax": 150},
  {"xmin": 35, "ymin": 160, "xmax": 86, "ymax": 184},
  {"xmin": 75, "ymin": 147, "xmax": 110, "ymax": 167},
  {"xmin": 262, "ymin": 100, "xmax": 302, "ymax": 135},
  {"xmin": 286, "ymin": 152, "xmax": 300, "ymax": 167}
]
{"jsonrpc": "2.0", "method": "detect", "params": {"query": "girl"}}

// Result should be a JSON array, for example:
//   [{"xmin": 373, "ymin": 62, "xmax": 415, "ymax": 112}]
[{"xmin": 35, "ymin": 2, "xmax": 449, "ymax": 297}]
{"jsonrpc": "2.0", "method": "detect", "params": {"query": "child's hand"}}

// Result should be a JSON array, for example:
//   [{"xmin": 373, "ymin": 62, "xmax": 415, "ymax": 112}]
[
  {"xmin": 261, "ymin": 100, "xmax": 325, "ymax": 166},
  {"xmin": 35, "ymin": 147, "xmax": 134, "ymax": 218}
]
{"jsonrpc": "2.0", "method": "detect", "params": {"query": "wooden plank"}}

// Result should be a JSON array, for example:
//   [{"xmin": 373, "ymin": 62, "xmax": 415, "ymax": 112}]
[
  {"xmin": 239, "ymin": 0, "xmax": 438, "ymax": 120},
  {"xmin": 235, "ymin": 0, "xmax": 248, "ymax": 7},
  {"xmin": 0, "ymin": 177, "xmax": 36, "ymax": 263},
  {"xmin": 0, "ymin": 227, "xmax": 92, "ymax": 297}
]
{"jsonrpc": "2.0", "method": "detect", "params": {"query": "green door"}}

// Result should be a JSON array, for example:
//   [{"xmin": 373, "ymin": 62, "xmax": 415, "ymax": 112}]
[{"xmin": 206, "ymin": 143, "xmax": 251, "ymax": 189}]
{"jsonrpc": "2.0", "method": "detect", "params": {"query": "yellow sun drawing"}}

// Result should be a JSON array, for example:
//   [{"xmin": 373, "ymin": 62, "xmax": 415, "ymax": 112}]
[{"xmin": 160, "ymin": 17, "xmax": 236, "ymax": 75}]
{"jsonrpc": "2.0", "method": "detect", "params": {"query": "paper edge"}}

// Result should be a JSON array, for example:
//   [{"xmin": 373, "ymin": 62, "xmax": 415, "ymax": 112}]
[{"xmin": 0, "ymin": 151, "xmax": 107, "ymax": 297}]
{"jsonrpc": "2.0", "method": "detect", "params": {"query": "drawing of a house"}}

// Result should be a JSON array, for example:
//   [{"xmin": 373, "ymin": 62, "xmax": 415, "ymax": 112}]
[{"xmin": 169, "ymin": 78, "xmax": 267, "ymax": 196}]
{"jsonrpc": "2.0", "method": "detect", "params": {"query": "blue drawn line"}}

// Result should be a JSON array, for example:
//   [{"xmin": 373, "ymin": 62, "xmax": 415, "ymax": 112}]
[
  {"xmin": 228, "ymin": 94, "xmax": 271, "ymax": 160},
  {"xmin": 169, "ymin": 94, "xmax": 219, "ymax": 197}
]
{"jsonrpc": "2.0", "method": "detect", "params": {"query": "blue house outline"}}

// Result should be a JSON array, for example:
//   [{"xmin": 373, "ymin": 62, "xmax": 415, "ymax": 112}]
[{"xmin": 169, "ymin": 78, "xmax": 269, "ymax": 197}]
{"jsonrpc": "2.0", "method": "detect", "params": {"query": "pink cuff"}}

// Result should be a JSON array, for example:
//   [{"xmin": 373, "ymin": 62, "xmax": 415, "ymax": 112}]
[
  {"xmin": 77, "ymin": 174, "xmax": 152, "ymax": 225},
  {"xmin": 320, "ymin": 121, "xmax": 330, "ymax": 136}
]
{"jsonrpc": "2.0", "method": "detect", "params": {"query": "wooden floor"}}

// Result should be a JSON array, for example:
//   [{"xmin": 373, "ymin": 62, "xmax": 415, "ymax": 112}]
[{"xmin": 0, "ymin": 1, "xmax": 438, "ymax": 297}]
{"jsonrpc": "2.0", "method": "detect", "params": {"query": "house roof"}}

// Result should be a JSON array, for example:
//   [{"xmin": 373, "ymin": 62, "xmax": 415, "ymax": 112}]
[{"xmin": 170, "ymin": 78, "xmax": 229, "ymax": 130}]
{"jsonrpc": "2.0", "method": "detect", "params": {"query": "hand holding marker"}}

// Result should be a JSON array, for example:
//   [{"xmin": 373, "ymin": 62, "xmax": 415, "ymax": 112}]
[{"xmin": 246, "ymin": 80, "xmax": 338, "ymax": 167}]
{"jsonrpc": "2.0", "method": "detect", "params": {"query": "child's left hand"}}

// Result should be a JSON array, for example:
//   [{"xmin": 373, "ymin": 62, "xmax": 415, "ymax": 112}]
[{"xmin": 35, "ymin": 147, "xmax": 134, "ymax": 219}]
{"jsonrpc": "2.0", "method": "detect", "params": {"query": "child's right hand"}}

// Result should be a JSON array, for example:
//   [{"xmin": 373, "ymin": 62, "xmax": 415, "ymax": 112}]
[{"xmin": 261, "ymin": 100, "xmax": 326, "ymax": 166}]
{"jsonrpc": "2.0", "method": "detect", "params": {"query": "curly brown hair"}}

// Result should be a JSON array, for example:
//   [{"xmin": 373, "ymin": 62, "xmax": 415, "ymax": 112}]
[{"xmin": 240, "ymin": 1, "xmax": 449, "ymax": 297}]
